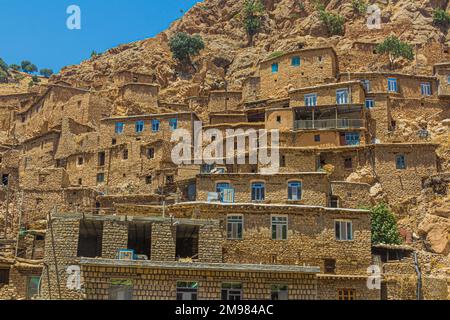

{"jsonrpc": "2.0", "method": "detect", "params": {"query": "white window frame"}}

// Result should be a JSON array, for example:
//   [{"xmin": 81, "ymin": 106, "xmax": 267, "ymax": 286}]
[
  {"xmin": 336, "ymin": 89, "xmax": 349, "ymax": 105},
  {"xmin": 227, "ymin": 215, "xmax": 244, "ymax": 240},
  {"xmin": 420, "ymin": 82, "xmax": 431, "ymax": 96},
  {"xmin": 335, "ymin": 220, "xmax": 353, "ymax": 241},
  {"xmin": 304, "ymin": 93, "xmax": 317, "ymax": 107},
  {"xmin": 271, "ymin": 215, "xmax": 288, "ymax": 240},
  {"xmin": 388, "ymin": 78, "xmax": 398, "ymax": 92}
]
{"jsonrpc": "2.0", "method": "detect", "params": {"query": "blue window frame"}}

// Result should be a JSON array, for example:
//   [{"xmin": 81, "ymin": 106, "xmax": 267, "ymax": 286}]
[
  {"xmin": 365, "ymin": 99, "xmax": 375, "ymax": 109},
  {"xmin": 169, "ymin": 118, "xmax": 178, "ymax": 131},
  {"xmin": 291, "ymin": 56, "xmax": 301, "ymax": 67},
  {"xmin": 396, "ymin": 155, "xmax": 406, "ymax": 169},
  {"xmin": 344, "ymin": 132, "xmax": 360, "ymax": 146},
  {"xmin": 336, "ymin": 89, "xmax": 349, "ymax": 105},
  {"xmin": 135, "ymin": 121, "xmax": 144, "ymax": 133},
  {"xmin": 151, "ymin": 119, "xmax": 160, "ymax": 132},
  {"xmin": 288, "ymin": 182, "xmax": 302, "ymax": 201},
  {"xmin": 304, "ymin": 94, "xmax": 317, "ymax": 107},
  {"xmin": 314, "ymin": 135, "xmax": 321, "ymax": 142},
  {"xmin": 251, "ymin": 182, "xmax": 265, "ymax": 202},
  {"xmin": 216, "ymin": 183, "xmax": 231, "ymax": 194},
  {"xmin": 388, "ymin": 78, "xmax": 398, "ymax": 92},
  {"xmin": 115, "ymin": 122, "xmax": 124, "ymax": 134},
  {"xmin": 271, "ymin": 63, "xmax": 279, "ymax": 73},
  {"xmin": 447, "ymin": 76, "xmax": 450, "ymax": 84},
  {"xmin": 420, "ymin": 82, "xmax": 431, "ymax": 96}
]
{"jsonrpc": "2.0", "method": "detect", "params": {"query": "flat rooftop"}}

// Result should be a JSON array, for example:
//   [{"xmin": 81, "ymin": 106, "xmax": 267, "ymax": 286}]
[{"xmin": 80, "ymin": 258, "xmax": 320, "ymax": 274}]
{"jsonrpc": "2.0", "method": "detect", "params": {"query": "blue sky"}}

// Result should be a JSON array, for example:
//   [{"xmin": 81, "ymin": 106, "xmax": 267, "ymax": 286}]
[{"xmin": 0, "ymin": 0, "xmax": 200, "ymax": 72}]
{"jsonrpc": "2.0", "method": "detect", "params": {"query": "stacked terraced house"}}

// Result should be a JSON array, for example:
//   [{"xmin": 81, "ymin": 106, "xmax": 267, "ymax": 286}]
[{"xmin": 0, "ymin": 47, "xmax": 449, "ymax": 300}]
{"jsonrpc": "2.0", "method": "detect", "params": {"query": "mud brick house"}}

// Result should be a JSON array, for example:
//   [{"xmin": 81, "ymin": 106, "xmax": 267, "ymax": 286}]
[
  {"xmin": 0, "ymin": 47, "xmax": 449, "ymax": 300},
  {"xmin": 258, "ymin": 47, "xmax": 339, "ymax": 99}
]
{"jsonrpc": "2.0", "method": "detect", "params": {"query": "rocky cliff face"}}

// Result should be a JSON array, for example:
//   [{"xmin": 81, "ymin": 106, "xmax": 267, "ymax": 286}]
[{"xmin": 51, "ymin": 0, "xmax": 450, "ymax": 102}]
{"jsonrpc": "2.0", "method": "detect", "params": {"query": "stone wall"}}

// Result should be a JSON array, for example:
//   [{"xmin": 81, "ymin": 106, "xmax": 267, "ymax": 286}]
[{"xmin": 81, "ymin": 262, "xmax": 318, "ymax": 300}]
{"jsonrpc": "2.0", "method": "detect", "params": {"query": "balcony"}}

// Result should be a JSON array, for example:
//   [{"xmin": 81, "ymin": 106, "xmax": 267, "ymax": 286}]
[{"xmin": 294, "ymin": 119, "xmax": 364, "ymax": 130}]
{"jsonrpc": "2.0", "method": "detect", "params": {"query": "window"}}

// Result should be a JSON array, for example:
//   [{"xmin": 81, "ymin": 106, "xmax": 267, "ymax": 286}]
[
  {"xmin": 324, "ymin": 259, "xmax": 336, "ymax": 274},
  {"xmin": 77, "ymin": 156, "xmax": 84, "ymax": 166},
  {"xmin": 276, "ymin": 115, "xmax": 282, "ymax": 123},
  {"xmin": 336, "ymin": 89, "xmax": 349, "ymax": 105},
  {"xmin": 166, "ymin": 175, "xmax": 174, "ymax": 184},
  {"xmin": 145, "ymin": 176, "xmax": 152, "ymax": 185},
  {"xmin": 272, "ymin": 216, "xmax": 288, "ymax": 240},
  {"xmin": 147, "ymin": 148, "xmax": 155, "ymax": 159},
  {"xmin": 169, "ymin": 118, "xmax": 178, "ymax": 131},
  {"xmin": 0, "ymin": 268, "xmax": 9, "ymax": 285},
  {"xmin": 338, "ymin": 289, "xmax": 356, "ymax": 300},
  {"xmin": 77, "ymin": 220, "xmax": 103, "ymax": 257},
  {"xmin": 176, "ymin": 225, "xmax": 199, "ymax": 260},
  {"xmin": 447, "ymin": 75, "xmax": 450, "ymax": 84},
  {"xmin": 365, "ymin": 99, "xmax": 375, "ymax": 109},
  {"xmin": 98, "ymin": 152, "xmax": 106, "ymax": 166},
  {"xmin": 151, "ymin": 119, "xmax": 160, "ymax": 132},
  {"xmin": 26, "ymin": 276, "xmax": 40, "ymax": 299},
  {"xmin": 96, "ymin": 173, "xmax": 105, "ymax": 184},
  {"xmin": 362, "ymin": 80, "xmax": 371, "ymax": 92},
  {"xmin": 112, "ymin": 138, "xmax": 117, "ymax": 145},
  {"xmin": 330, "ymin": 196, "xmax": 339, "ymax": 208},
  {"xmin": 1, "ymin": 174, "xmax": 9, "ymax": 186},
  {"xmin": 396, "ymin": 154, "xmax": 406, "ymax": 169},
  {"xmin": 271, "ymin": 285, "xmax": 288, "ymax": 300},
  {"xmin": 177, "ymin": 282, "xmax": 198, "ymax": 300},
  {"xmin": 344, "ymin": 132, "xmax": 360, "ymax": 146},
  {"xmin": 335, "ymin": 220, "xmax": 353, "ymax": 241},
  {"xmin": 388, "ymin": 78, "xmax": 398, "ymax": 92},
  {"xmin": 344, "ymin": 157, "xmax": 353, "ymax": 169},
  {"xmin": 304, "ymin": 93, "xmax": 317, "ymax": 107},
  {"xmin": 288, "ymin": 181, "xmax": 302, "ymax": 201},
  {"xmin": 314, "ymin": 134, "xmax": 321, "ymax": 142},
  {"xmin": 216, "ymin": 182, "xmax": 230, "ymax": 197},
  {"xmin": 135, "ymin": 121, "xmax": 144, "ymax": 133},
  {"xmin": 123, "ymin": 149, "xmax": 129, "ymax": 160},
  {"xmin": 280, "ymin": 155, "xmax": 286, "ymax": 167},
  {"xmin": 128, "ymin": 222, "xmax": 151, "ymax": 258},
  {"xmin": 227, "ymin": 215, "xmax": 243, "ymax": 240},
  {"xmin": 115, "ymin": 122, "xmax": 124, "ymax": 134},
  {"xmin": 109, "ymin": 279, "xmax": 133, "ymax": 300},
  {"xmin": 221, "ymin": 283, "xmax": 242, "ymax": 300},
  {"xmin": 251, "ymin": 182, "xmax": 265, "ymax": 202},
  {"xmin": 271, "ymin": 63, "xmax": 279, "ymax": 73},
  {"xmin": 291, "ymin": 56, "xmax": 301, "ymax": 67},
  {"xmin": 420, "ymin": 82, "xmax": 431, "ymax": 96}
]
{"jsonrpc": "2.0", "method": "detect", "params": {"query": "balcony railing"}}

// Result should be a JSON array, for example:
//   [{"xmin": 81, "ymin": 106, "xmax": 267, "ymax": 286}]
[{"xmin": 294, "ymin": 119, "xmax": 364, "ymax": 130}]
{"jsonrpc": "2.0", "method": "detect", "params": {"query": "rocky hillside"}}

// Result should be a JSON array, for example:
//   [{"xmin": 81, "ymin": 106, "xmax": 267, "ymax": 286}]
[
  {"xmin": 2, "ymin": 0, "xmax": 449, "ymax": 269},
  {"xmin": 52, "ymin": 0, "xmax": 450, "ymax": 103}
]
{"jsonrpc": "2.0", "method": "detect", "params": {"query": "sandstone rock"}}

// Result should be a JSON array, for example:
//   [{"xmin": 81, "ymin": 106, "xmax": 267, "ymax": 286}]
[{"xmin": 418, "ymin": 214, "xmax": 450, "ymax": 255}]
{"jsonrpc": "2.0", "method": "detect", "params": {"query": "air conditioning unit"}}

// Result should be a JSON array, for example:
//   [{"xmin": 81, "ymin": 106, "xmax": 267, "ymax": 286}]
[
  {"xmin": 211, "ymin": 167, "xmax": 226, "ymax": 174},
  {"xmin": 117, "ymin": 249, "xmax": 135, "ymax": 260}
]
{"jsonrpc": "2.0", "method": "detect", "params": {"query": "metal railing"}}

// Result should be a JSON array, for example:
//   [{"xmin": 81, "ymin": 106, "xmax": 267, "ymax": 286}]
[{"xmin": 294, "ymin": 119, "xmax": 364, "ymax": 130}]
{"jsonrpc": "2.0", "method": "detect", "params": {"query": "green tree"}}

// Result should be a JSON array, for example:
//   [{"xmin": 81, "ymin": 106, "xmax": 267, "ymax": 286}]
[
  {"xmin": 9, "ymin": 64, "xmax": 21, "ymax": 71},
  {"xmin": 39, "ymin": 68, "xmax": 54, "ymax": 78},
  {"xmin": 242, "ymin": 0, "xmax": 265, "ymax": 46},
  {"xmin": 0, "ymin": 58, "xmax": 8, "ymax": 71},
  {"xmin": 370, "ymin": 203, "xmax": 402, "ymax": 245},
  {"xmin": 317, "ymin": 7, "xmax": 345, "ymax": 36},
  {"xmin": 0, "ymin": 69, "xmax": 8, "ymax": 83},
  {"xmin": 0, "ymin": 58, "xmax": 9, "ymax": 82},
  {"xmin": 375, "ymin": 36, "xmax": 414, "ymax": 69},
  {"xmin": 21, "ymin": 60, "xmax": 38, "ymax": 73},
  {"xmin": 433, "ymin": 9, "xmax": 450, "ymax": 28},
  {"xmin": 169, "ymin": 32, "xmax": 205, "ymax": 65},
  {"xmin": 91, "ymin": 50, "xmax": 99, "ymax": 58},
  {"xmin": 352, "ymin": 0, "xmax": 368, "ymax": 16}
]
